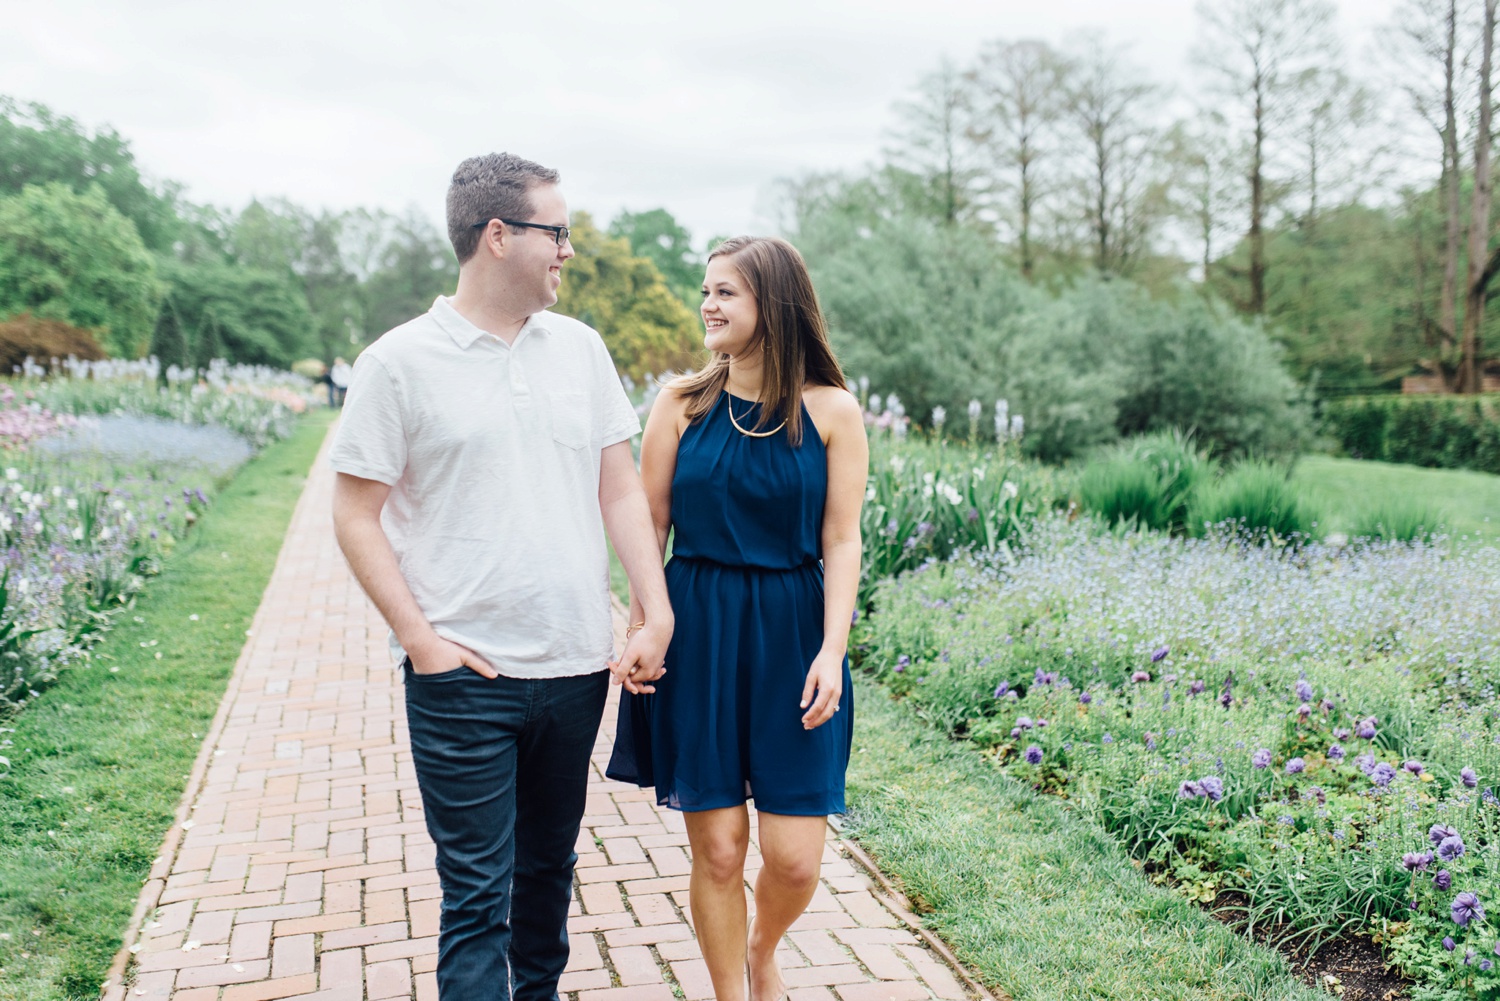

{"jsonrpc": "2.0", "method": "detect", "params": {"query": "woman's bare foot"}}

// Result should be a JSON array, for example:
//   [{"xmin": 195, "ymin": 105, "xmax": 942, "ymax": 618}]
[{"xmin": 746, "ymin": 919, "xmax": 786, "ymax": 1001}]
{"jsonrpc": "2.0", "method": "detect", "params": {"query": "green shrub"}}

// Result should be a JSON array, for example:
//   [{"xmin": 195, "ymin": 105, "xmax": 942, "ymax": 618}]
[
  {"xmin": 1188, "ymin": 461, "xmax": 1321, "ymax": 539},
  {"xmin": 1078, "ymin": 430, "xmax": 1215, "ymax": 534},
  {"xmin": 1349, "ymin": 495, "xmax": 1444, "ymax": 543},
  {"xmin": 1322, "ymin": 394, "xmax": 1500, "ymax": 474}
]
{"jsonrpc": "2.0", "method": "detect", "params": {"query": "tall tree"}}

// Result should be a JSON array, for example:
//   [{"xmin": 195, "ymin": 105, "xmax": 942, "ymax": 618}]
[
  {"xmin": 1460, "ymin": 0, "xmax": 1498, "ymax": 392},
  {"xmin": 969, "ymin": 40, "xmax": 1071, "ymax": 278},
  {"xmin": 1063, "ymin": 33, "xmax": 1165, "ymax": 275},
  {"xmin": 883, "ymin": 58, "xmax": 985, "ymax": 227},
  {"xmin": 1193, "ymin": 0, "xmax": 1338, "ymax": 313},
  {"xmin": 1163, "ymin": 115, "xmax": 1242, "ymax": 284},
  {"xmin": 608, "ymin": 208, "xmax": 702, "ymax": 307}
]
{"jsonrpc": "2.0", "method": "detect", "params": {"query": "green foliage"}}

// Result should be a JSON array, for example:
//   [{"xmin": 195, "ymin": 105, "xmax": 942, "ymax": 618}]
[
  {"xmin": 0, "ymin": 97, "xmax": 179, "ymax": 253},
  {"xmin": 552, "ymin": 212, "xmax": 703, "ymax": 379},
  {"xmin": 1349, "ymin": 495, "xmax": 1445, "ymax": 543},
  {"xmin": 1322, "ymin": 395, "xmax": 1500, "ymax": 475},
  {"xmin": 800, "ymin": 202, "xmax": 1309, "ymax": 461},
  {"xmin": 1077, "ymin": 430, "xmax": 1214, "ymax": 534},
  {"xmin": 1187, "ymin": 461, "xmax": 1321, "ymax": 538},
  {"xmin": 150, "ymin": 257, "xmax": 315, "ymax": 370},
  {"xmin": 1291, "ymin": 455, "xmax": 1500, "ymax": 545},
  {"xmin": 0, "ymin": 314, "xmax": 105, "ymax": 374},
  {"xmin": 0, "ymin": 184, "xmax": 163, "ymax": 359},
  {"xmin": 859, "ymin": 435, "xmax": 1058, "ymax": 605},
  {"xmin": 608, "ymin": 208, "xmax": 703, "ymax": 308}
]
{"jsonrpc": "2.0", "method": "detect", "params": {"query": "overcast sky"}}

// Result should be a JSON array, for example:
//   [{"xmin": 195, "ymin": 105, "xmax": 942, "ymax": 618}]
[{"xmin": 3, "ymin": 0, "xmax": 1404, "ymax": 247}]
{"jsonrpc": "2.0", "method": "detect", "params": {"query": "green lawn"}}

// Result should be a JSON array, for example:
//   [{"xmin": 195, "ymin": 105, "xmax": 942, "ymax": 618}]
[
  {"xmin": 0, "ymin": 411, "xmax": 332, "ymax": 1001},
  {"xmin": 1293, "ymin": 454, "xmax": 1500, "ymax": 543},
  {"xmin": 845, "ymin": 678, "xmax": 1321, "ymax": 1001}
]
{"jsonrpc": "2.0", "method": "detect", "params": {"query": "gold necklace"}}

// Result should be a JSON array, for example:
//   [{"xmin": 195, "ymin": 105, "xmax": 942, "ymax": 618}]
[{"xmin": 726, "ymin": 394, "xmax": 786, "ymax": 438}]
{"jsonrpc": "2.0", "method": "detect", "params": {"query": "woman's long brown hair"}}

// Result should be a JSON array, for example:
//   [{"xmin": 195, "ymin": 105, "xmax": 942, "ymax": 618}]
[{"xmin": 672, "ymin": 236, "xmax": 846, "ymax": 446}]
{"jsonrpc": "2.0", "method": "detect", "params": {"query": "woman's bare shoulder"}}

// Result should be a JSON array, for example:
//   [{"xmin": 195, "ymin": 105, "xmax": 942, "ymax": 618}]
[{"xmin": 802, "ymin": 384, "xmax": 863, "ymax": 441}]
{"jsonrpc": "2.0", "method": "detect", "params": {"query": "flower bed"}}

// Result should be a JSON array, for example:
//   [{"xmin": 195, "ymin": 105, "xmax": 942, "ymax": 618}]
[
  {"xmin": 855, "ymin": 518, "xmax": 1500, "ymax": 996},
  {"xmin": 0, "ymin": 360, "xmax": 309, "ymax": 717}
]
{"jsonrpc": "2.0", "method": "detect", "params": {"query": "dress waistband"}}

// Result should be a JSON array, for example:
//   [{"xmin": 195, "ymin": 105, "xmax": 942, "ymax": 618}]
[{"xmin": 670, "ymin": 554, "xmax": 821, "ymax": 573}]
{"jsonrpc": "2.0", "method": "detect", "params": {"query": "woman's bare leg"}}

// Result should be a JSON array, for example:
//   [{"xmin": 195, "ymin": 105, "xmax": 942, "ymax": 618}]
[
  {"xmin": 684, "ymin": 806, "xmax": 752, "ymax": 1001},
  {"xmin": 746, "ymin": 813, "xmax": 827, "ymax": 1001}
]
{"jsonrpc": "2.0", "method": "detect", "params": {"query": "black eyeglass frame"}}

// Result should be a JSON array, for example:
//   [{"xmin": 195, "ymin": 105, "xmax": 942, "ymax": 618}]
[{"xmin": 471, "ymin": 218, "xmax": 571, "ymax": 246}]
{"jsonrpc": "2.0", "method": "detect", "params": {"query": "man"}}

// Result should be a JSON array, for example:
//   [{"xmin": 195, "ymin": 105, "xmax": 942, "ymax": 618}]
[{"xmin": 330, "ymin": 152, "xmax": 673, "ymax": 1000}]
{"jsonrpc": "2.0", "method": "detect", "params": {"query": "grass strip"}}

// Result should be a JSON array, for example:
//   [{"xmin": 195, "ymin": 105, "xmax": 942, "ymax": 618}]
[
  {"xmin": 0, "ymin": 410, "xmax": 333, "ymax": 1001},
  {"xmin": 844, "ymin": 676, "xmax": 1322, "ymax": 1001}
]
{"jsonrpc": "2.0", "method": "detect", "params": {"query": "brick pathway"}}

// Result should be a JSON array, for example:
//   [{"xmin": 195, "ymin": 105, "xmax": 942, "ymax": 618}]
[{"xmin": 104, "ymin": 427, "xmax": 990, "ymax": 1001}]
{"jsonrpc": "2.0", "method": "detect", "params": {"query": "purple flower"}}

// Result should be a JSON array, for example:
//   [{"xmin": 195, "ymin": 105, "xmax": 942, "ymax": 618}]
[
  {"xmin": 1430, "ymin": 824, "xmax": 1459, "ymax": 846},
  {"xmin": 1402, "ymin": 851, "xmax": 1433, "ymax": 872},
  {"xmin": 1463, "ymin": 767, "xmax": 1479, "ymax": 788},
  {"xmin": 1016, "ymin": 716, "xmax": 1034, "ymax": 730},
  {"xmin": 1219, "ymin": 678, "xmax": 1234, "ymax": 709},
  {"xmin": 1078, "ymin": 691, "xmax": 1093, "ymax": 705},
  {"xmin": 993, "ymin": 681, "xmax": 1010, "ymax": 699},
  {"xmin": 894, "ymin": 655, "xmax": 908, "ymax": 674},
  {"xmin": 1319, "ymin": 698, "xmax": 1335, "ymax": 713},
  {"xmin": 1144, "ymin": 733, "xmax": 1157, "ymax": 750},
  {"xmin": 1036, "ymin": 719, "xmax": 1049, "ymax": 728},
  {"xmin": 1444, "ymin": 936, "xmax": 1457, "ymax": 951},
  {"xmin": 1296, "ymin": 703, "xmax": 1312, "ymax": 721},
  {"xmin": 1033, "ymin": 669, "xmax": 1057, "ymax": 686},
  {"xmin": 1404, "ymin": 760, "xmax": 1424, "ymax": 775},
  {"xmin": 1178, "ymin": 780, "xmax": 1203, "ymax": 799},
  {"xmin": 1439, "ymin": 835, "xmax": 1467, "ymax": 861},
  {"xmin": 1356, "ymin": 752, "xmax": 1377, "ymax": 775},
  {"xmin": 1452, "ymin": 892, "xmax": 1484, "ymax": 927},
  {"xmin": 1327, "ymin": 744, "xmax": 1345, "ymax": 761},
  {"xmin": 1371, "ymin": 762, "xmax": 1397, "ymax": 787},
  {"xmin": 1252, "ymin": 749, "xmax": 1273, "ymax": 769},
  {"xmin": 1484, "ymin": 960, "xmax": 1494, "ymax": 972},
  {"xmin": 1296, "ymin": 680, "xmax": 1313, "ymax": 703},
  {"xmin": 1101, "ymin": 733, "xmax": 1114, "ymax": 744},
  {"xmin": 1286, "ymin": 758, "xmax": 1306, "ymax": 775},
  {"xmin": 1435, "ymin": 870, "xmax": 1453, "ymax": 891},
  {"xmin": 1198, "ymin": 776, "xmax": 1224, "ymax": 802},
  {"xmin": 1024, "ymin": 745, "xmax": 1043, "ymax": 765},
  {"xmin": 1467, "ymin": 948, "xmax": 1477, "ymax": 965},
  {"xmin": 1131, "ymin": 671, "xmax": 1151, "ymax": 683},
  {"xmin": 1010, "ymin": 728, "xmax": 1022, "ymax": 738},
  {"xmin": 1150, "ymin": 645, "xmax": 1170, "ymax": 663},
  {"xmin": 1355, "ymin": 717, "xmax": 1378, "ymax": 740},
  {"xmin": 1333, "ymin": 727, "xmax": 1351, "ymax": 741},
  {"xmin": 1188, "ymin": 679, "xmax": 1205, "ymax": 696}
]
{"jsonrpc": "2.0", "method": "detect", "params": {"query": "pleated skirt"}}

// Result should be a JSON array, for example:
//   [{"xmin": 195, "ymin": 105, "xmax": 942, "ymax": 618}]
[{"xmin": 606, "ymin": 556, "xmax": 852, "ymax": 816}]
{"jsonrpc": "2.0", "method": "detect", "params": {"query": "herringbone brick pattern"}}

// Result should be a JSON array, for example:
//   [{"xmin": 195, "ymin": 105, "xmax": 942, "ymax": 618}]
[{"xmin": 104, "ymin": 428, "xmax": 987, "ymax": 1001}]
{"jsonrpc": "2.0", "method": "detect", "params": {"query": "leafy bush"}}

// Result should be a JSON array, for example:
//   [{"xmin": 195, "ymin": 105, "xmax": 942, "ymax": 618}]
[
  {"xmin": 1188, "ymin": 461, "xmax": 1321, "ymax": 539},
  {"xmin": 1322, "ymin": 395, "xmax": 1500, "ymax": 474},
  {"xmin": 1077, "ymin": 430, "xmax": 1214, "ymax": 534},
  {"xmin": 1349, "ymin": 495, "xmax": 1445, "ymax": 543},
  {"xmin": 796, "ymin": 209, "xmax": 1308, "ymax": 461},
  {"xmin": 859, "ymin": 433, "xmax": 1058, "ymax": 605},
  {"xmin": 0, "ymin": 313, "xmax": 106, "ymax": 374}
]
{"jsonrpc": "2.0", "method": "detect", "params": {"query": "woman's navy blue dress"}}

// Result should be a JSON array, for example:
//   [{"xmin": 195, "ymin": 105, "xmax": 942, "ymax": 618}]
[{"xmin": 606, "ymin": 391, "xmax": 852, "ymax": 816}]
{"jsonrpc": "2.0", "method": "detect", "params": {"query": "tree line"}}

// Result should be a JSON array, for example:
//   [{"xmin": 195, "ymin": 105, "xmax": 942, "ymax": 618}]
[
  {"xmin": 0, "ymin": 97, "xmax": 705, "ymax": 378},
  {"xmin": 819, "ymin": 0, "xmax": 1500, "ymax": 394}
]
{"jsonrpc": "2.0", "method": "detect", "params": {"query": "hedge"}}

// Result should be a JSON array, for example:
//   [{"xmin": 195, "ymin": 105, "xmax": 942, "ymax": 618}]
[{"xmin": 1321, "ymin": 394, "xmax": 1500, "ymax": 473}]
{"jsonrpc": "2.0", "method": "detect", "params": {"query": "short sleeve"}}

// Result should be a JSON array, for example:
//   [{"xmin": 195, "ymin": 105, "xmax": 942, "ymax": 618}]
[
  {"xmin": 329, "ymin": 352, "xmax": 408, "ymax": 485},
  {"xmin": 592, "ymin": 335, "xmax": 643, "ymax": 446}
]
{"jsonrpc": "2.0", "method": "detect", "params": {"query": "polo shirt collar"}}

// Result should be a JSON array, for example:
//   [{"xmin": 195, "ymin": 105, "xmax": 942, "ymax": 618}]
[{"xmin": 429, "ymin": 296, "xmax": 549, "ymax": 350}]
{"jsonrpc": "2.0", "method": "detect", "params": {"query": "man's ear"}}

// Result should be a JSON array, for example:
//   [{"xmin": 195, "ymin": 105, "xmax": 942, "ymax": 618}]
[{"xmin": 480, "ymin": 220, "xmax": 507, "ymax": 260}]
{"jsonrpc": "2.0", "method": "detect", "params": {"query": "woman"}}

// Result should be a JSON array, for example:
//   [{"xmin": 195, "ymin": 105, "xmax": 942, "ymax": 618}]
[{"xmin": 607, "ymin": 236, "xmax": 867, "ymax": 1001}]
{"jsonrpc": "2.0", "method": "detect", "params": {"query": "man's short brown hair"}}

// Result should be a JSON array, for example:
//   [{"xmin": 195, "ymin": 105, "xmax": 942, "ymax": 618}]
[{"xmin": 446, "ymin": 153, "xmax": 561, "ymax": 264}]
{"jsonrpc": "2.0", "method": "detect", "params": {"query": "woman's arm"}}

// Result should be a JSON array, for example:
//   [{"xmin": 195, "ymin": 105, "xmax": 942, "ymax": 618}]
[
  {"xmin": 801, "ymin": 386, "xmax": 868, "ymax": 729},
  {"xmin": 627, "ymin": 387, "xmax": 686, "ymax": 645}
]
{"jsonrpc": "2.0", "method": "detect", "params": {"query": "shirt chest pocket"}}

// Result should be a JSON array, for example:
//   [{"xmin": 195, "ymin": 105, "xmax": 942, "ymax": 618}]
[{"xmin": 549, "ymin": 392, "xmax": 591, "ymax": 450}]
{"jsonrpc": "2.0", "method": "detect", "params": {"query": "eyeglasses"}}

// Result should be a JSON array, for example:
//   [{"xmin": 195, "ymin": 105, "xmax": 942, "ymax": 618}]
[{"xmin": 471, "ymin": 218, "xmax": 571, "ymax": 247}]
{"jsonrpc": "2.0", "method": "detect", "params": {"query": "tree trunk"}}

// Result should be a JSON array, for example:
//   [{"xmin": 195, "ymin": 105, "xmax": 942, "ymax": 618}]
[
  {"xmin": 1250, "ymin": 64, "xmax": 1268, "ymax": 314},
  {"xmin": 1462, "ymin": 0, "xmax": 1497, "ymax": 394},
  {"xmin": 1439, "ymin": 0, "xmax": 1462, "ymax": 381}
]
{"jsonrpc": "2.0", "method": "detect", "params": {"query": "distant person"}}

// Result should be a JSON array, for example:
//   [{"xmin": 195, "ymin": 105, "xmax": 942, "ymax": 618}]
[
  {"xmin": 329, "ymin": 152, "xmax": 673, "ymax": 1001},
  {"xmin": 329, "ymin": 357, "xmax": 352, "ymax": 407},
  {"xmin": 314, "ymin": 362, "xmax": 336, "ymax": 407},
  {"xmin": 608, "ymin": 236, "xmax": 868, "ymax": 1001}
]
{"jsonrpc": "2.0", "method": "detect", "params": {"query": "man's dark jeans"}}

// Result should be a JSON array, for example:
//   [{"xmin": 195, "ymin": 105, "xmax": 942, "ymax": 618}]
[{"xmin": 404, "ymin": 663, "xmax": 609, "ymax": 1001}]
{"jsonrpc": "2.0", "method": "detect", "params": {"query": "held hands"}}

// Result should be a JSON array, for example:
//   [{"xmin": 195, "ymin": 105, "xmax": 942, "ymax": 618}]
[
  {"xmin": 406, "ymin": 633, "xmax": 497, "ymax": 679},
  {"xmin": 800, "ymin": 648, "xmax": 845, "ymax": 730},
  {"xmin": 609, "ymin": 619, "xmax": 672, "ymax": 695}
]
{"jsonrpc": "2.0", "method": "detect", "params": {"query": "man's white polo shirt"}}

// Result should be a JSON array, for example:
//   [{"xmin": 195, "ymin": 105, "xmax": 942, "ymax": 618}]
[{"xmin": 329, "ymin": 296, "xmax": 642, "ymax": 678}]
